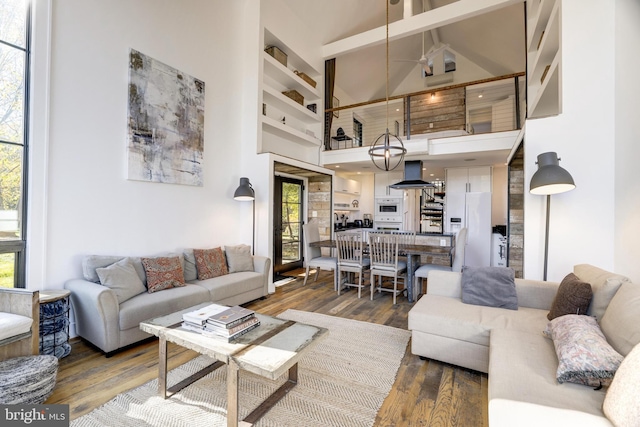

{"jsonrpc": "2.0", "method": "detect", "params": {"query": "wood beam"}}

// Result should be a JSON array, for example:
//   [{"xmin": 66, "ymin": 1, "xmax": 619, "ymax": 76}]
[{"xmin": 322, "ymin": 0, "xmax": 522, "ymax": 59}]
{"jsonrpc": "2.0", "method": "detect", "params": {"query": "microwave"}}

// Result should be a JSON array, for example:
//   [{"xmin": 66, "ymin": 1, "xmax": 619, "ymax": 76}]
[{"xmin": 375, "ymin": 197, "xmax": 402, "ymax": 214}]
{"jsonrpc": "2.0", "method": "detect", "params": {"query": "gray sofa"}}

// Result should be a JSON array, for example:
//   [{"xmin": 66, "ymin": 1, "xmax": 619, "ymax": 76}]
[
  {"xmin": 65, "ymin": 250, "xmax": 270, "ymax": 355},
  {"xmin": 408, "ymin": 264, "xmax": 640, "ymax": 426}
]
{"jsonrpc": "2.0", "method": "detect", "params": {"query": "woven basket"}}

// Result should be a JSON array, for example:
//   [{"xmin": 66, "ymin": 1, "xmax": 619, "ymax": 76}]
[
  {"xmin": 265, "ymin": 46, "xmax": 287, "ymax": 67},
  {"xmin": 294, "ymin": 71, "xmax": 316, "ymax": 88},
  {"xmin": 282, "ymin": 90, "xmax": 304, "ymax": 105}
]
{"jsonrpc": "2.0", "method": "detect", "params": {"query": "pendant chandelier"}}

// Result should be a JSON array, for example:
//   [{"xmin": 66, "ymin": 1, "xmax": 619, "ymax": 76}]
[{"xmin": 368, "ymin": 0, "xmax": 407, "ymax": 171}]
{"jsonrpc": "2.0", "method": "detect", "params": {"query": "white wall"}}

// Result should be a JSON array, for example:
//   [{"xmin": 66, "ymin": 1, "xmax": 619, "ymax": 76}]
[
  {"xmin": 614, "ymin": 0, "xmax": 640, "ymax": 284},
  {"xmin": 524, "ymin": 0, "xmax": 616, "ymax": 281},
  {"xmin": 36, "ymin": 0, "xmax": 248, "ymax": 289}
]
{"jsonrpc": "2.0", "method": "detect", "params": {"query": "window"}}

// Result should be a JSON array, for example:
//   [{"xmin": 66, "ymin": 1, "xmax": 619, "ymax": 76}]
[
  {"xmin": 353, "ymin": 115, "xmax": 363, "ymax": 147},
  {"xmin": 0, "ymin": 0, "xmax": 30, "ymax": 288}
]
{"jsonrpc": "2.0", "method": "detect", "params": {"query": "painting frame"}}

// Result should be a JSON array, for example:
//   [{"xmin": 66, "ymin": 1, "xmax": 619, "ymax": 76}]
[{"xmin": 127, "ymin": 49, "xmax": 205, "ymax": 186}]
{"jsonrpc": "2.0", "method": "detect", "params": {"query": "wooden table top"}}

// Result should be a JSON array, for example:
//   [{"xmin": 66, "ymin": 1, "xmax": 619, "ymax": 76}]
[
  {"xmin": 39, "ymin": 289, "xmax": 71, "ymax": 304},
  {"xmin": 310, "ymin": 239, "xmax": 453, "ymax": 256},
  {"xmin": 140, "ymin": 303, "xmax": 328, "ymax": 380}
]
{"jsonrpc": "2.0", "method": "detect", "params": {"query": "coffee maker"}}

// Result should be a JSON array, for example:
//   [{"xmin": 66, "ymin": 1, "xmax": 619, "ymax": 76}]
[{"xmin": 363, "ymin": 213, "xmax": 373, "ymax": 228}]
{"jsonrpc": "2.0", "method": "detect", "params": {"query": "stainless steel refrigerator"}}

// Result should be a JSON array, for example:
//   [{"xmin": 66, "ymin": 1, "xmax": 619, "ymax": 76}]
[{"xmin": 445, "ymin": 192, "xmax": 492, "ymax": 267}]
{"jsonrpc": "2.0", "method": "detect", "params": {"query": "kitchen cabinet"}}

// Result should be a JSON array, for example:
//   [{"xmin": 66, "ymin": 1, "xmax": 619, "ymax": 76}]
[
  {"xmin": 261, "ymin": 29, "xmax": 322, "ymax": 147},
  {"xmin": 334, "ymin": 176, "xmax": 361, "ymax": 216},
  {"xmin": 445, "ymin": 167, "xmax": 491, "ymax": 193},
  {"xmin": 527, "ymin": 0, "xmax": 561, "ymax": 118},
  {"xmin": 374, "ymin": 172, "xmax": 403, "ymax": 197},
  {"xmin": 334, "ymin": 176, "xmax": 361, "ymax": 195}
]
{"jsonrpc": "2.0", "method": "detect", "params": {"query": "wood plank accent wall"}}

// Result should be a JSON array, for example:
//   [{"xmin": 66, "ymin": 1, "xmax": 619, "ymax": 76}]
[
  {"xmin": 408, "ymin": 87, "xmax": 466, "ymax": 136},
  {"xmin": 508, "ymin": 143, "xmax": 524, "ymax": 278}
]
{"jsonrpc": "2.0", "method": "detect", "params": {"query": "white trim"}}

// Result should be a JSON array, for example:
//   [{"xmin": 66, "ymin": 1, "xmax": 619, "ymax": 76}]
[{"xmin": 25, "ymin": 0, "xmax": 52, "ymax": 291}]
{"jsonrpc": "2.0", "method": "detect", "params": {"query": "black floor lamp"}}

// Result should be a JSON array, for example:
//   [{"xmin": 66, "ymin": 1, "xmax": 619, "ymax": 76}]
[
  {"xmin": 234, "ymin": 177, "xmax": 255, "ymax": 255},
  {"xmin": 529, "ymin": 152, "xmax": 576, "ymax": 280}
]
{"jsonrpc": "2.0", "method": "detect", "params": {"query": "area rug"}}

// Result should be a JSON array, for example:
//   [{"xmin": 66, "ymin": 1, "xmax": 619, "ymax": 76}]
[{"xmin": 71, "ymin": 310, "xmax": 411, "ymax": 427}]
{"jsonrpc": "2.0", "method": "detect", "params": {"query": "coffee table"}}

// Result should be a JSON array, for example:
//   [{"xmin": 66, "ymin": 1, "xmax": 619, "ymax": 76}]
[{"xmin": 140, "ymin": 303, "xmax": 328, "ymax": 427}]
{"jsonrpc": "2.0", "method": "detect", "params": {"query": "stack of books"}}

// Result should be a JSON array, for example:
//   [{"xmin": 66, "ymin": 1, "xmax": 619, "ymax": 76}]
[{"xmin": 182, "ymin": 304, "xmax": 259, "ymax": 342}]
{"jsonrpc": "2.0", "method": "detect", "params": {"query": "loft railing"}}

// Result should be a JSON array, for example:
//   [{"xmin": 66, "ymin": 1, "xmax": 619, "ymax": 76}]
[{"xmin": 324, "ymin": 73, "xmax": 525, "ymax": 151}]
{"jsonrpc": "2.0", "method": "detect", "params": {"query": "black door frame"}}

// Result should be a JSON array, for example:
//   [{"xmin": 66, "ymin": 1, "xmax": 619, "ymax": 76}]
[{"xmin": 273, "ymin": 175, "xmax": 305, "ymax": 275}]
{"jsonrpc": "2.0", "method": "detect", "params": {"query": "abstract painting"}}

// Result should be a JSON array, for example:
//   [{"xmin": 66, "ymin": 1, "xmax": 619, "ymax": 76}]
[{"xmin": 127, "ymin": 49, "xmax": 205, "ymax": 186}]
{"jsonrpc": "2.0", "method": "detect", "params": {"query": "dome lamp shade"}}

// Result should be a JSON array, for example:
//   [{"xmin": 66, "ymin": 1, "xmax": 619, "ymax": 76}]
[
  {"xmin": 234, "ymin": 177, "xmax": 255, "ymax": 201},
  {"xmin": 530, "ymin": 152, "xmax": 576, "ymax": 195}
]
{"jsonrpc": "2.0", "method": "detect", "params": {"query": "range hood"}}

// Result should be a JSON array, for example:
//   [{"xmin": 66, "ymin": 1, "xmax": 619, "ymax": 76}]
[{"xmin": 389, "ymin": 160, "xmax": 434, "ymax": 189}]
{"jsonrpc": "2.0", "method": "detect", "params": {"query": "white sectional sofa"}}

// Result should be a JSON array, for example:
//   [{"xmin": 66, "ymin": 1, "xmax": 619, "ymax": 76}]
[
  {"xmin": 65, "ymin": 249, "xmax": 270, "ymax": 355},
  {"xmin": 408, "ymin": 264, "xmax": 640, "ymax": 426}
]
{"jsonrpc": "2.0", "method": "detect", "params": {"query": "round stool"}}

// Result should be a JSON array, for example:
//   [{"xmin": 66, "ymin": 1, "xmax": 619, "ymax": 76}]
[{"xmin": 0, "ymin": 355, "xmax": 58, "ymax": 404}]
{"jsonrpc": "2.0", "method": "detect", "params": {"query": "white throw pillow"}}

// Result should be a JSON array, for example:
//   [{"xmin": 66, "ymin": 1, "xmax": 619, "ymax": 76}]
[
  {"xmin": 96, "ymin": 258, "xmax": 147, "ymax": 303},
  {"xmin": 0, "ymin": 312, "xmax": 32, "ymax": 341},
  {"xmin": 603, "ymin": 342, "xmax": 640, "ymax": 426}
]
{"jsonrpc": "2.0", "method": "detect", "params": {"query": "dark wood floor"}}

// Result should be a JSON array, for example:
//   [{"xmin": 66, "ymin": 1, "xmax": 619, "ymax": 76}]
[{"xmin": 48, "ymin": 271, "xmax": 488, "ymax": 426}]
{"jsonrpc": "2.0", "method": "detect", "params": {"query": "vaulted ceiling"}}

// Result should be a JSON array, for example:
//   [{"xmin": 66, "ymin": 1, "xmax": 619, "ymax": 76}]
[{"xmin": 282, "ymin": 0, "xmax": 525, "ymax": 104}]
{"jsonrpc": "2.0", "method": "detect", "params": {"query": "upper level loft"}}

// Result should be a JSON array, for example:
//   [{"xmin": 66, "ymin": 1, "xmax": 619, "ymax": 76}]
[{"xmin": 324, "ymin": 74, "xmax": 525, "ymax": 152}]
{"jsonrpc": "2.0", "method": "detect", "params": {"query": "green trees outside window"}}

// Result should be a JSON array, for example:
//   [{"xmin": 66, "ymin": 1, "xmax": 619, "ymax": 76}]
[{"xmin": 0, "ymin": 0, "xmax": 30, "ymax": 287}]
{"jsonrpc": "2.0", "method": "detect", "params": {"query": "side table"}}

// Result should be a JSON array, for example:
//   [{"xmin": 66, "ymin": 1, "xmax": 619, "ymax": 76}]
[{"xmin": 39, "ymin": 289, "xmax": 71, "ymax": 359}]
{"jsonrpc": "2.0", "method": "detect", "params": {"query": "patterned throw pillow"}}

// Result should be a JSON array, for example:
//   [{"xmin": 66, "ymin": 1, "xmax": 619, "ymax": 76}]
[
  {"xmin": 547, "ymin": 314, "xmax": 623, "ymax": 387},
  {"xmin": 547, "ymin": 273, "xmax": 593, "ymax": 320},
  {"xmin": 141, "ymin": 256, "xmax": 186, "ymax": 293},
  {"xmin": 193, "ymin": 247, "xmax": 228, "ymax": 280}
]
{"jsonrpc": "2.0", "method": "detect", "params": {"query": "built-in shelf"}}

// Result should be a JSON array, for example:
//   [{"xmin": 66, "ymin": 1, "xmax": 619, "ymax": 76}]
[
  {"xmin": 528, "ymin": 53, "xmax": 560, "ymax": 118},
  {"xmin": 527, "ymin": 0, "xmax": 561, "ymax": 118},
  {"xmin": 263, "ymin": 53, "xmax": 320, "ymax": 101},
  {"xmin": 260, "ymin": 28, "xmax": 322, "ymax": 152},
  {"xmin": 262, "ymin": 85, "xmax": 320, "ymax": 124},
  {"xmin": 262, "ymin": 116, "xmax": 321, "ymax": 147},
  {"xmin": 527, "ymin": 0, "xmax": 555, "ymax": 52}
]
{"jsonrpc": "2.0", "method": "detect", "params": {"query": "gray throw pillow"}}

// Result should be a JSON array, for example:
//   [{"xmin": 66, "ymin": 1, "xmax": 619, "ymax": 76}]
[
  {"xmin": 83, "ymin": 255, "xmax": 124, "ymax": 283},
  {"xmin": 461, "ymin": 266, "xmax": 518, "ymax": 310},
  {"xmin": 82, "ymin": 255, "xmax": 146, "ymax": 284},
  {"xmin": 225, "ymin": 244, "xmax": 254, "ymax": 273},
  {"xmin": 96, "ymin": 258, "xmax": 147, "ymax": 304},
  {"xmin": 182, "ymin": 249, "xmax": 198, "ymax": 282}
]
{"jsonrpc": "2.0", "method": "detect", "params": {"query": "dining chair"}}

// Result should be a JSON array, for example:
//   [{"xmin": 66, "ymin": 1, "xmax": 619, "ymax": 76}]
[
  {"xmin": 368, "ymin": 232, "xmax": 407, "ymax": 304},
  {"xmin": 302, "ymin": 222, "xmax": 338, "ymax": 290},
  {"xmin": 335, "ymin": 231, "xmax": 370, "ymax": 298},
  {"xmin": 391, "ymin": 230, "xmax": 416, "ymax": 245},
  {"xmin": 413, "ymin": 227, "xmax": 468, "ymax": 295}
]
